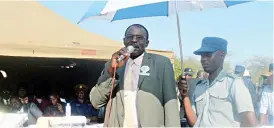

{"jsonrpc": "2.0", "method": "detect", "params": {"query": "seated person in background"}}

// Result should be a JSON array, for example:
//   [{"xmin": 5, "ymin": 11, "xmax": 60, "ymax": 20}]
[
  {"xmin": 71, "ymin": 84, "xmax": 98, "ymax": 123},
  {"xmin": 17, "ymin": 86, "xmax": 29, "ymax": 104},
  {"xmin": 0, "ymin": 88, "xmax": 12, "ymax": 112},
  {"xmin": 10, "ymin": 96, "xmax": 43, "ymax": 126},
  {"xmin": 0, "ymin": 88, "xmax": 12, "ymax": 105},
  {"xmin": 34, "ymin": 89, "xmax": 50, "ymax": 112},
  {"xmin": 43, "ymin": 92, "xmax": 65, "ymax": 117}
]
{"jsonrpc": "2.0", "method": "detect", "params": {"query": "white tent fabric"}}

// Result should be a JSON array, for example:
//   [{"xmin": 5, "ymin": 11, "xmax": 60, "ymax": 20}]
[{"xmin": 0, "ymin": 1, "xmax": 174, "ymax": 63}]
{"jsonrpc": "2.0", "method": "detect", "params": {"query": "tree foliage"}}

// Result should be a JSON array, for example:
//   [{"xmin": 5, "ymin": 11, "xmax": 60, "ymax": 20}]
[
  {"xmin": 174, "ymin": 54, "xmax": 273, "ymax": 84},
  {"xmin": 174, "ymin": 56, "xmax": 232, "ymax": 80},
  {"xmin": 174, "ymin": 56, "xmax": 202, "ymax": 79},
  {"xmin": 245, "ymin": 56, "xmax": 273, "ymax": 84}
]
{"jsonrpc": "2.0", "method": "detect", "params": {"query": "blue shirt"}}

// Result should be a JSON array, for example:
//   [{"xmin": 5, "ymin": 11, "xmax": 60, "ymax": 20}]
[{"xmin": 70, "ymin": 100, "xmax": 98, "ymax": 117}]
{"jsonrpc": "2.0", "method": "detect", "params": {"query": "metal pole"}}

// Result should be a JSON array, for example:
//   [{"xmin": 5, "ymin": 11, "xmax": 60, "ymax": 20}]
[{"xmin": 175, "ymin": 1, "xmax": 184, "ymax": 76}]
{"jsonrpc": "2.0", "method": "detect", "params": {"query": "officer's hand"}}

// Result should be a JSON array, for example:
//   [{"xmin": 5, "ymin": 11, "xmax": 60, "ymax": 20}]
[
  {"xmin": 177, "ymin": 75, "xmax": 189, "ymax": 98},
  {"xmin": 108, "ymin": 48, "xmax": 129, "ymax": 77}
]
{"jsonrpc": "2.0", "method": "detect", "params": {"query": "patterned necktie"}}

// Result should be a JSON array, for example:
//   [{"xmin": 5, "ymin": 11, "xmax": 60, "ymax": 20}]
[{"xmin": 123, "ymin": 60, "xmax": 138, "ymax": 127}]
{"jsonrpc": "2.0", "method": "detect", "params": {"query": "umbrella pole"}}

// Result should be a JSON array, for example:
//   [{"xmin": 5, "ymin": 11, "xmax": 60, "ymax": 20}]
[{"xmin": 175, "ymin": 1, "xmax": 184, "ymax": 76}]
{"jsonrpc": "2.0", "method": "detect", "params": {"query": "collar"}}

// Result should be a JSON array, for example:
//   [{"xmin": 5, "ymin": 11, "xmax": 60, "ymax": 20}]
[
  {"xmin": 200, "ymin": 69, "xmax": 227, "ymax": 85},
  {"xmin": 128, "ymin": 53, "xmax": 144, "ymax": 66},
  {"xmin": 215, "ymin": 69, "xmax": 227, "ymax": 82},
  {"xmin": 60, "ymin": 98, "xmax": 66, "ymax": 103},
  {"xmin": 3, "ymin": 99, "xmax": 10, "ymax": 105}
]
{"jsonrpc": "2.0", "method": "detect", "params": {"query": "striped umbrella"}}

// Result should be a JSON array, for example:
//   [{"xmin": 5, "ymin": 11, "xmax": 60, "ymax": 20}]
[{"xmin": 78, "ymin": 0, "xmax": 253, "ymax": 74}]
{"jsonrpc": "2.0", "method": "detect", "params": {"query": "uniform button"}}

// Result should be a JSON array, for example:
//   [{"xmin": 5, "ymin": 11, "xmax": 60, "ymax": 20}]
[{"xmin": 121, "ymin": 114, "xmax": 124, "ymax": 118}]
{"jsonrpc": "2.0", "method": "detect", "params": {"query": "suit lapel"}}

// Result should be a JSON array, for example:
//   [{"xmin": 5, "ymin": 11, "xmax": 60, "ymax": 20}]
[{"xmin": 138, "ymin": 52, "xmax": 151, "ymax": 89}]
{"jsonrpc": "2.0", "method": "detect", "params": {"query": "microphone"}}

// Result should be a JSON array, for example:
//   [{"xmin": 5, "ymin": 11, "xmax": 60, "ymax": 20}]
[{"xmin": 117, "ymin": 45, "xmax": 135, "ymax": 62}]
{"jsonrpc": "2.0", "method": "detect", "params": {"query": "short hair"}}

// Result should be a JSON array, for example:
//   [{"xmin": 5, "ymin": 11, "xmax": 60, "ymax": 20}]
[
  {"xmin": 125, "ymin": 24, "xmax": 149, "ymax": 40},
  {"xmin": 17, "ymin": 85, "xmax": 27, "ymax": 91},
  {"xmin": 49, "ymin": 92, "xmax": 58, "ymax": 98},
  {"xmin": 34, "ymin": 90, "xmax": 43, "ymax": 98}
]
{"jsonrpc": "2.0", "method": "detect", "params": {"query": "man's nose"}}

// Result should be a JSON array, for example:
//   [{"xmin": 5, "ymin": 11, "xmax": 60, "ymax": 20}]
[
  {"xmin": 201, "ymin": 56, "xmax": 207, "ymax": 63},
  {"xmin": 131, "ymin": 36, "xmax": 138, "ymax": 42}
]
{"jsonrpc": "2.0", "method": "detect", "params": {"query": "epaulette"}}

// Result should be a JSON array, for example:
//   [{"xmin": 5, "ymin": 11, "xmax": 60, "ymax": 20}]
[
  {"xmin": 196, "ymin": 79, "xmax": 205, "ymax": 85},
  {"xmin": 227, "ymin": 73, "xmax": 240, "ymax": 79}
]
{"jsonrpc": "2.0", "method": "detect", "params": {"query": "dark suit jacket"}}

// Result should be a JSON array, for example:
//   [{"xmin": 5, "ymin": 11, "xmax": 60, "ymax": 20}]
[{"xmin": 90, "ymin": 52, "xmax": 180, "ymax": 127}]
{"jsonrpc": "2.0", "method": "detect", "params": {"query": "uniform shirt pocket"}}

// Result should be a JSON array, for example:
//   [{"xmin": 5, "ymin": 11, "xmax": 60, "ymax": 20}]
[
  {"xmin": 194, "ymin": 84, "xmax": 207, "ymax": 115},
  {"xmin": 208, "ymin": 86, "xmax": 230, "ymax": 111},
  {"xmin": 194, "ymin": 94, "xmax": 204, "ymax": 115}
]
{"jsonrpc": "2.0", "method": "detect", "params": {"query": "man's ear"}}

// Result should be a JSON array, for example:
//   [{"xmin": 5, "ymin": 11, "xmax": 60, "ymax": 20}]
[
  {"xmin": 145, "ymin": 40, "xmax": 149, "ymax": 48},
  {"xmin": 219, "ymin": 51, "xmax": 226, "ymax": 60},
  {"xmin": 123, "ymin": 38, "xmax": 127, "ymax": 46}
]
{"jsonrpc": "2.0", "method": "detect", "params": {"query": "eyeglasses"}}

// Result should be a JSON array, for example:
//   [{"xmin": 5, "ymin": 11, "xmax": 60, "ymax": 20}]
[{"xmin": 125, "ymin": 35, "xmax": 145, "ymax": 41}]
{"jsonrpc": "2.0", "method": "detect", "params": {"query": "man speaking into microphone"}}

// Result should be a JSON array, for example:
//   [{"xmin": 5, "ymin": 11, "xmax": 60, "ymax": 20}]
[{"xmin": 90, "ymin": 24, "xmax": 180, "ymax": 127}]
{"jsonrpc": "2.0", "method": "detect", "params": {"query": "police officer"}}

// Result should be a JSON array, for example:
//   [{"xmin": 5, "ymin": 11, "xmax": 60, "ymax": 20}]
[
  {"xmin": 178, "ymin": 37, "xmax": 258, "ymax": 127},
  {"xmin": 71, "ymin": 84, "xmax": 98, "ymax": 122},
  {"xmin": 259, "ymin": 63, "xmax": 274, "ymax": 125},
  {"xmin": 234, "ymin": 65, "xmax": 258, "ymax": 113},
  {"xmin": 234, "ymin": 65, "xmax": 245, "ymax": 76}
]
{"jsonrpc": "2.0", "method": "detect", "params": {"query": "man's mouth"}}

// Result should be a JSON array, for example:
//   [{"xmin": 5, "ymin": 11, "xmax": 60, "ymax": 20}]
[
  {"xmin": 202, "ymin": 64, "xmax": 209, "ymax": 68},
  {"xmin": 132, "ymin": 46, "xmax": 139, "ymax": 49}
]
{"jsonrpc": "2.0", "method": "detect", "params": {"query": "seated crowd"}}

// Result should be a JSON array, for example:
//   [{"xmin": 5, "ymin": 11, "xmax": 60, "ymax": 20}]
[{"xmin": 0, "ymin": 84, "xmax": 105, "ymax": 126}]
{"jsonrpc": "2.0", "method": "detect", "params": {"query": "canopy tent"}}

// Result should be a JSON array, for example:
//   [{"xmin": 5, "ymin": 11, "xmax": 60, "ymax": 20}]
[{"xmin": 0, "ymin": 1, "xmax": 174, "ymax": 63}]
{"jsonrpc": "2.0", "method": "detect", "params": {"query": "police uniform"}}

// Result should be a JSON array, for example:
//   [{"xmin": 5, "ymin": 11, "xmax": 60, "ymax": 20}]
[
  {"xmin": 192, "ymin": 70, "xmax": 254, "ymax": 127},
  {"xmin": 234, "ymin": 65, "xmax": 258, "ymax": 113},
  {"xmin": 234, "ymin": 65, "xmax": 245, "ymax": 75},
  {"xmin": 192, "ymin": 37, "xmax": 254, "ymax": 127},
  {"xmin": 71, "ymin": 84, "xmax": 98, "ymax": 118}
]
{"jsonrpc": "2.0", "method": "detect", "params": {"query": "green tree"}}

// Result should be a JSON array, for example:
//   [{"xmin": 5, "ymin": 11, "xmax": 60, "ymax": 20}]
[
  {"xmin": 174, "ymin": 56, "xmax": 232, "ymax": 80},
  {"xmin": 174, "ymin": 56, "xmax": 202, "ymax": 80}
]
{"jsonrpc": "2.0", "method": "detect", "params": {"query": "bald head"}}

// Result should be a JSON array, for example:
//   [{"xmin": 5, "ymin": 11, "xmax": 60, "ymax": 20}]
[
  {"xmin": 123, "ymin": 24, "xmax": 150, "ymax": 59},
  {"xmin": 125, "ymin": 24, "xmax": 149, "ymax": 40}
]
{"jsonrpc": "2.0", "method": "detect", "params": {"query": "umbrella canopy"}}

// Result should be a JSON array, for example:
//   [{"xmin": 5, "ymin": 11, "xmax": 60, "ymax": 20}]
[
  {"xmin": 78, "ymin": 0, "xmax": 253, "ymax": 22},
  {"xmin": 78, "ymin": 0, "xmax": 253, "ymax": 74}
]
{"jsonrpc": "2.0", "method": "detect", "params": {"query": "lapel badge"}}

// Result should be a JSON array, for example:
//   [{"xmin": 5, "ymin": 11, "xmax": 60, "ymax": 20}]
[{"xmin": 140, "ymin": 65, "xmax": 150, "ymax": 76}]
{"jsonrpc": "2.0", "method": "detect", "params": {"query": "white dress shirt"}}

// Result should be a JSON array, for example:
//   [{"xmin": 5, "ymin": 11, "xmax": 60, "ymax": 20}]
[{"xmin": 123, "ymin": 53, "xmax": 144, "ymax": 128}]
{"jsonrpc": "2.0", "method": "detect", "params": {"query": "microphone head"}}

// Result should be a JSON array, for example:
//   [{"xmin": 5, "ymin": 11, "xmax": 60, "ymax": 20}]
[{"xmin": 126, "ymin": 45, "xmax": 135, "ymax": 54}]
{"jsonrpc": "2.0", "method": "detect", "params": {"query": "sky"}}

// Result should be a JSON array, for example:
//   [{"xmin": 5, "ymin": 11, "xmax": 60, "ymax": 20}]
[{"xmin": 39, "ymin": 1, "xmax": 273, "ymax": 67}]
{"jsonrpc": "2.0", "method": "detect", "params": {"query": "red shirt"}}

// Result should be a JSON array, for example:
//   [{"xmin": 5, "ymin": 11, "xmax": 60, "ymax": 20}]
[{"xmin": 35, "ymin": 98, "xmax": 50, "ymax": 112}]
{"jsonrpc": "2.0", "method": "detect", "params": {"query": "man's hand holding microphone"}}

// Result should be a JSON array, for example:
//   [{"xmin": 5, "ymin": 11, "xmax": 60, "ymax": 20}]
[{"xmin": 108, "ymin": 46, "xmax": 134, "ymax": 77}]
